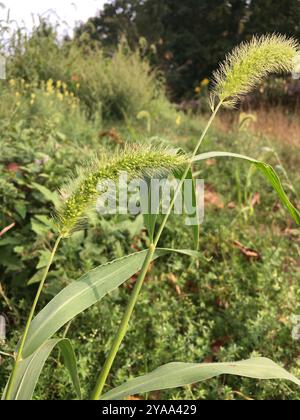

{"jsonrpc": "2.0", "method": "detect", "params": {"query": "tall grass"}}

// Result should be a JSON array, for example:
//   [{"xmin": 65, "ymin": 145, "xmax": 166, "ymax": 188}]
[
  {"xmin": 3, "ymin": 34, "xmax": 300, "ymax": 401},
  {"xmin": 5, "ymin": 23, "xmax": 171, "ymax": 121}
]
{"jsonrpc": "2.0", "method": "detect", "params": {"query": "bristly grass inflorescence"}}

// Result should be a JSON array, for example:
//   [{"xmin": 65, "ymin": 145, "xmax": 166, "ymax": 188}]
[
  {"xmin": 57, "ymin": 145, "xmax": 187, "ymax": 237},
  {"xmin": 5, "ymin": 33, "xmax": 300, "ymax": 402},
  {"xmin": 212, "ymin": 34, "xmax": 300, "ymax": 107}
]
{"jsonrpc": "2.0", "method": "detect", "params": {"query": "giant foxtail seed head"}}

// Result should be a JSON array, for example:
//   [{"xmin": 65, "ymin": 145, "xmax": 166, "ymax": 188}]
[
  {"xmin": 212, "ymin": 34, "xmax": 300, "ymax": 107},
  {"xmin": 57, "ymin": 145, "xmax": 187, "ymax": 237}
]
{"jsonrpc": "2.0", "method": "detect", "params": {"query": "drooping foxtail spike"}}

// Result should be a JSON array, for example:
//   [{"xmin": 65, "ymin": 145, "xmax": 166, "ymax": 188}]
[
  {"xmin": 57, "ymin": 145, "xmax": 187, "ymax": 237},
  {"xmin": 212, "ymin": 34, "xmax": 300, "ymax": 107}
]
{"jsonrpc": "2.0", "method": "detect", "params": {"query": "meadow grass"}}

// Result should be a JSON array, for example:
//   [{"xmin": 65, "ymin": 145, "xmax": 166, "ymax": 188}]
[
  {"xmin": 1, "ymin": 31, "xmax": 300, "ymax": 400},
  {"xmin": 2, "ymin": 112, "xmax": 299, "ymax": 400}
]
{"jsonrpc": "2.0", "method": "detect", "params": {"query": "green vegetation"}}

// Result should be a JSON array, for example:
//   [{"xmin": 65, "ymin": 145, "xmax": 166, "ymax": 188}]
[
  {"xmin": 1, "ymin": 23, "xmax": 300, "ymax": 401},
  {"xmin": 76, "ymin": 0, "xmax": 300, "ymax": 100}
]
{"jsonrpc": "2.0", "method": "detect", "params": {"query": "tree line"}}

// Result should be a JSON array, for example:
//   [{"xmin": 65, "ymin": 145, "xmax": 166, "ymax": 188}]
[{"xmin": 76, "ymin": 0, "xmax": 300, "ymax": 100}]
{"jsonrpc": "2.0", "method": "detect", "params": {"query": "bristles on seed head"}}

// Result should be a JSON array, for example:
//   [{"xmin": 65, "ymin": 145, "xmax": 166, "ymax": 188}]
[
  {"xmin": 212, "ymin": 34, "xmax": 299, "ymax": 107},
  {"xmin": 56, "ymin": 144, "xmax": 187, "ymax": 237}
]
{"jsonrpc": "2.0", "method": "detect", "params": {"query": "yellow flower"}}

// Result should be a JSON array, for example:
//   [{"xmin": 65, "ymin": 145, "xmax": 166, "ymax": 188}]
[
  {"xmin": 201, "ymin": 78, "xmax": 210, "ymax": 86},
  {"xmin": 195, "ymin": 86, "xmax": 201, "ymax": 94},
  {"xmin": 46, "ymin": 79, "xmax": 54, "ymax": 94},
  {"xmin": 56, "ymin": 80, "xmax": 62, "ymax": 89},
  {"xmin": 15, "ymin": 92, "xmax": 20, "ymax": 97},
  {"xmin": 76, "ymin": 83, "xmax": 80, "ymax": 90},
  {"xmin": 57, "ymin": 92, "xmax": 64, "ymax": 101},
  {"xmin": 31, "ymin": 93, "xmax": 36, "ymax": 99},
  {"xmin": 176, "ymin": 115, "xmax": 182, "ymax": 126},
  {"xmin": 9, "ymin": 79, "xmax": 16, "ymax": 87}
]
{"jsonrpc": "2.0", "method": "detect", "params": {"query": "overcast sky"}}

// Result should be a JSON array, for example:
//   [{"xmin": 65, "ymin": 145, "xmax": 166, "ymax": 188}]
[{"xmin": 1, "ymin": 1, "xmax": 107, "ymax": 35}]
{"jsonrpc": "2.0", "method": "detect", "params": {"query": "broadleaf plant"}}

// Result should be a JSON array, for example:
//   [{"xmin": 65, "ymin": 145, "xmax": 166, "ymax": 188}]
[{"xmin": 3, "ymin": 34, "xmax": 300, "ymax": 400}]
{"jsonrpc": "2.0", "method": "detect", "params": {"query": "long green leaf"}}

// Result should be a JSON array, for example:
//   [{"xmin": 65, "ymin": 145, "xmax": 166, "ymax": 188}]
[
  {"xmin": 3, "ymin": 339, "xmax": 81, "ymax": 400},
  {"xmin": 100, "ymin": 357, "xmax": 300, "ymax": 400},
  {"xmin": 193, "ymin": 151, "xmax": 300, "ymax": 225},
  {"xmin": 22, "ymin": 248, "xmax": 198, "ymax": 358}
]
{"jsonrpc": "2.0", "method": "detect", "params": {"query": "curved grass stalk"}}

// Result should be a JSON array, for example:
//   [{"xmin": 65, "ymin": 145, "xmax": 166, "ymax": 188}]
[
  {"xmin": 4, "ymin": 147, "xmax": 186, "ymax": 400},
  {"xmin": 5, "ymin": 34, "xmax": 298, "ymax": 401},
  {"xmin": 89, "ymin": 37, "xmax": 300, "ymax": 399},
  {"xmin": 90, "ymin": 101, "xmax": 223, "ymax": 400}
]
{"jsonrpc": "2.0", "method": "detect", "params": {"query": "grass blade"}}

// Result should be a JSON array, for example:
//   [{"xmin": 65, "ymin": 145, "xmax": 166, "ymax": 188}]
[
  {"xmin": 193, "ymin": 151, "xmax": 300, "ymax": 225},
  {"xmin": 100, "ymin": 357, "xmax": 300, "ymax": 400},
  {"xmin": 3, "ymin": 338, "xmax": 81, "ymax": 400},
  {"xmin": 22, "ymin": 248, "xmax": 199, "ymax": 358}
]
